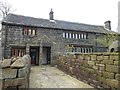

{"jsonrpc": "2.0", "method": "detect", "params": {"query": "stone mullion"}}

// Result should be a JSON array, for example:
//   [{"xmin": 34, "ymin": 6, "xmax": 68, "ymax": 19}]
[
  {"xmin": 26, "ymin": 44, "xmax": 30, "ymax": 55},
  {"xmin": 39, "ymin": 40, "xmax": 43, "ymax": 65}
]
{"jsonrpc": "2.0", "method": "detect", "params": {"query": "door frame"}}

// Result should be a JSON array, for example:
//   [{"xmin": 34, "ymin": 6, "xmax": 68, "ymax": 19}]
[
  {"xmin": 30, "ymin": 46, "xmax": 39, "ymax": 65},
  {"xmin": 42, "ymin": 46, "xmax": 51, "ymax": 65}
]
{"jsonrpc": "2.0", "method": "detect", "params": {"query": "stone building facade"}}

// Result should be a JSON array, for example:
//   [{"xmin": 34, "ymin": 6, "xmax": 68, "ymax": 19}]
[{"xmin": 1, "ymin": 10, "xmax": 116, "ymax": 65}]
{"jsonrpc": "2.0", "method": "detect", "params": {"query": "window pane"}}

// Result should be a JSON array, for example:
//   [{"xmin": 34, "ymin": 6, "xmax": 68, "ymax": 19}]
[
  {"xmin": 76, "ymin": 34, "xmax": 77, "ymax": 39},
  {"xmin": 63, "ymin": 33, "xmax": 65, "ymax": 38},
  {"xmin": 79, "ymin": 34, "xmax": 81, "ymax": 39},
  {"xmin": 32, "ymin": 30, "xmax": 35, "ymax": 36},
  {"xmin": 84, "ymin": 34, "xmax": 86, "ymax": 39},
  {"xmin": 68, "ymin": 33, "xmax": 69, "ymax": 38},
  {"xmin": 23, "ymin": 28, "xmax": 28, "ymax": 35},
  {"xmin": 86, "ymin": 33, "xmax": 88, "ymax": 39},
  {"xmin": 91, "ymin": 48, "xmax": 93, "ymax": 52},
  {"xmin": 66, "ymin": 33, "xmax": 68, "ymax": 38},
  {"xmin": 86, "ymin": 48, "xmax": 89, "ymax": 53},
  {"xmin": 89, "ymin": 48, "xmax": 92, "ymax": 53},
  {"xmin": 73, "ymin": 34, "xmax": 75, "ymax": 38},
  {"xmin": 81, "ymin": 34, "xmax": 83, "ymax": 39},
  {"xmin": 84, "ymin": 48, "xmax": 86, "ymax": 53},
  {"xmin": 29, "ymin": 29, "xmax": 31, "ymax": 35},
  {"xmin": 69, "ymin": 33, "xmax": 71, "ymax": 38}
]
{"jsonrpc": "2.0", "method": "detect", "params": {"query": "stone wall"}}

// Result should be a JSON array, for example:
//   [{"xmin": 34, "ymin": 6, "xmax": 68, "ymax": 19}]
[
  {"xmin": 57, "ymin": 53, "xmax": 120, "ymax": 89},
  {"xmin": 0, "ymin": 54, "xmax": 31, "ymax": 89}
]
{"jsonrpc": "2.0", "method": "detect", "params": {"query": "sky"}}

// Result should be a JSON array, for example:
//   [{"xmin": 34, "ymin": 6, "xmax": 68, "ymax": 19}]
[{"xmin": 0, "ymin": 0, "xmax": 119, "ymax": 32}]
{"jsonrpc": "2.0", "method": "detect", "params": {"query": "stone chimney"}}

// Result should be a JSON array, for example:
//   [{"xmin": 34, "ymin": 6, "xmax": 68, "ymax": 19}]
[
  {"xmin": 104, "ymin": 20, "xmax": 111, "ymax": 30},
  {"xmin": 49, "ymin": 8, "xmax": 54, "ymax": 20}
]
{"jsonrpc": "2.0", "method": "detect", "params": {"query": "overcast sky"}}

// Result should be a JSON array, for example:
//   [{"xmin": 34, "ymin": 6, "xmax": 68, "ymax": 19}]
[{"xmin": 1, "ymin": 0, "xmax": 119, "ymax": 32}]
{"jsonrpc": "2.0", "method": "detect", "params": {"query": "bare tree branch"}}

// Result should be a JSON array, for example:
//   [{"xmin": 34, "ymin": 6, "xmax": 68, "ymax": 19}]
[{"xmin": 0, "ymin": 1, "xmax": 13, "ymax": 19}]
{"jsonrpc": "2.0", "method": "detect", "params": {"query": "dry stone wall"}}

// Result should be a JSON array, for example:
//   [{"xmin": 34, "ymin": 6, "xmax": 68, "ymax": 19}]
[
  {"xmin": 57, "ymin": 53, "xmax": 120, "ymax": 89},
  {"xmin": 0, "ymin": 54, "xmax": 31, "ymax": 89}
]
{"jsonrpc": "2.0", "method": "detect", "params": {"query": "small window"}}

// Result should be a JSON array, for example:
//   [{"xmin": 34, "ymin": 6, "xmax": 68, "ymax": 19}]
[
  {"xmin": 81, "ymin": 34, "xmax": 84, "ymax": 39},
  {"xmin": 86, "ymin": 48, "xmax": 89, "ymax": 53},
  {"xmin": 29, "ymin": 29, "xmax": 31, "ymax": 35},
  {"xmin": 79, "ymin": 34, "xmax": 81, "ymax": 39},
  {"xmin": 12, "ymin": 48, "xmax": 26, "ymax": 57},
  {"xmin": 84, "ymin": 48, "xmax": 86, "ymax": 53},
  {"xmin": 66, "ymin": 33, "xmax": 68, "ymax": 38},
  {"xmin": 68, "ymin": 33, "xmax": 69, "ymax": 38},
  {"xmin": 86, "ymin": 33, "xmax": 88, "ymax": 39},
  {"xmin": 69, "ymin": 33, "xmax": 71, "ymax": 38},
  {"xmin": 32, "ymin": 30, "xmax": 36, "ymax": 36},
  {"xmin": 75, "ymin": 47, "xmax": 77, "ymax": 52},
  {"xmin": 73, "ymin": 33, "xmax": 75, "ymax": 38},
  {"xmin": 63, "ymin": 33, "xmax": 65, "ymax": 38},
  {"xmin": 75, "ymin": 34, "xmax": 78, "ymax": 39},
  {"xmin": 78, "ymin": 48, "xmax": 81, "ymax": 52},
  {"xmin": 23, "ymin": 28, "xmax": 28, "ymax": 35},
  {"xmin": 84, "ymin": 34, "xmax": 86, "ymax": 39},
  {"xmin": 90, "ymin": 48, "xmax": 92, "ymax": 53},
  {"xmin": 23, "ymin": 27, "xmax": 36, "ymax": 36},
  {"xmin": 82, "ymin": 48, "xmax": 84, "ymax": 53}
]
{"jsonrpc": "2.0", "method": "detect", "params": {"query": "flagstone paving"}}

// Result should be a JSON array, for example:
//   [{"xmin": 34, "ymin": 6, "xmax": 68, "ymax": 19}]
[{"xmin": 29, "ymin": 65, "xmax": 94, "ymax": 88}]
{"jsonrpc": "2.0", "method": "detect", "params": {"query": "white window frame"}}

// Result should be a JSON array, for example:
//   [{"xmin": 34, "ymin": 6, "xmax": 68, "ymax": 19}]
[
  {"xmin": 73, "ymin": 33, "xmax": 75, "ymax": 38},
  {"xmin": 32, "ymin": 30, "xmax": 36, "ymax": 36},
  {"xmin": 63, "ymin": 32, "xmax": 65, "ymax": 38},
  {"xmin": 79, "ymin": 34, "xmax": 81, "ymax": 39},
  {"xmin": 29, "ymin": 29, "xmax": 31, "ymax": 36},
  {"xmin": 81, "ymin": 34, "xmax": 84, "ymax": 39},
  {"xmin": 75, "ymin": 34, "xmax": 78, "ymax": 39},
  {"xmin": 69, "ymin": 33, "xmax": 71, "ymax": 38}
]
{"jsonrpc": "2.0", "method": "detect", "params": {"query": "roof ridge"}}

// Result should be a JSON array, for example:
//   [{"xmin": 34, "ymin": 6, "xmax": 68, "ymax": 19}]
[{"xmin": 7, "ymin": 13, "xmax": 48, "ymax": 21}]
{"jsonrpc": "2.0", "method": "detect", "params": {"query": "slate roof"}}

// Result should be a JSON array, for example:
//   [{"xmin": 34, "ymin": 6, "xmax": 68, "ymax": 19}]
[{"xmin": 2, "ymin": 13, "xmax": 116, "ymax": 34}]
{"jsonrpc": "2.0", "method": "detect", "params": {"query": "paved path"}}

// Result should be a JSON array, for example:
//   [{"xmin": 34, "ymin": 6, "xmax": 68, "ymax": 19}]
[{"xmin": 29, "ymin": 65, "xmax": 94, "ymax": 88}]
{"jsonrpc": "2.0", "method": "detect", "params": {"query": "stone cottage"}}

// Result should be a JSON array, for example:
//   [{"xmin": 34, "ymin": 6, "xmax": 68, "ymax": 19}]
[{"xmin": 1, "ymin": 9, "xmax": 116, "ymax": 65}]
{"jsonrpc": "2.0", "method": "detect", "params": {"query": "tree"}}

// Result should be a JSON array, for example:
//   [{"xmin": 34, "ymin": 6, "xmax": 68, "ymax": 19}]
[
  {"xmin": 0, "ymin": 1, "xmax": 15, "ymax": 59},
  {"xmin": 95, "ymin": 33, "xmax": 119, "ymax": 48},
  {"xmin": 0, "ymin": 1, "xmax": 13, "ymax": 19}
]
